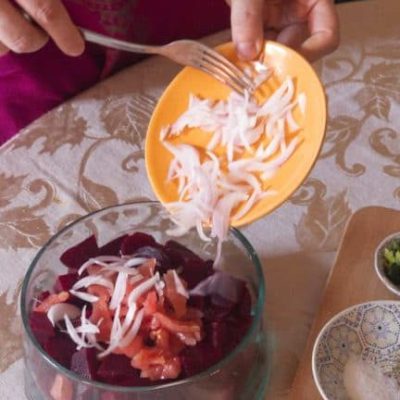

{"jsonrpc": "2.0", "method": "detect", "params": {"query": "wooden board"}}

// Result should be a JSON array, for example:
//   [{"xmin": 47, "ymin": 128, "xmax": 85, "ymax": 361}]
[{"xmin": 288, "ymin": 206, "xmax": 400, "ymax": 399}]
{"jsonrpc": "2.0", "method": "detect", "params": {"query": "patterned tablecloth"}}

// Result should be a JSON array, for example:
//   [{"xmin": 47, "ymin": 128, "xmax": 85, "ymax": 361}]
[{"xmin": 1, "ymin": 0, "xmax": 399, "ymax": 398}]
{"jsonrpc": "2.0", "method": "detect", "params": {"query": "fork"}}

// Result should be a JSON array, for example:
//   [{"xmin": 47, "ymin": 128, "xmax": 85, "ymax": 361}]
[{"xmin": 80, "ymin": 28, "xmax": 254, "ymax": 95}]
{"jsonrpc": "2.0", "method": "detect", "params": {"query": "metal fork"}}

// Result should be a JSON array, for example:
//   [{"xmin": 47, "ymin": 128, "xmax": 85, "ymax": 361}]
[{"xmin": 80, "ymin": 28, "xmax": 254, "ymax": 95}]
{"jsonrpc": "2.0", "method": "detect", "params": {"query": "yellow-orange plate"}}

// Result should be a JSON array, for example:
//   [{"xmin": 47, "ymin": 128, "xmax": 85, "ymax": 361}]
[{"xmin": 145, "ymin": 41, "xmax": 327, "ymax": 227}]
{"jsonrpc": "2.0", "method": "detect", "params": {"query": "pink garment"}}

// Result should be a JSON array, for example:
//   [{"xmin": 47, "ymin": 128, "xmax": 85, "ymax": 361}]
[{"xmin": 0, "ymin": 0, "xmax": 229, "ymax": 144}]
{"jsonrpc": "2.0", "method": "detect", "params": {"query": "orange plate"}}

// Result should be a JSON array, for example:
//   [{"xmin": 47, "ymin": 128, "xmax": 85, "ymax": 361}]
[{"xmin": 145, "ymin": 41, "xmax": 327, "ymax": 227}]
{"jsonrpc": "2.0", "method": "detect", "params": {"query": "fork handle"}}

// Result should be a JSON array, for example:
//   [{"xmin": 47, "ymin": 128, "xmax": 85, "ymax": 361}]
[{"xmin": 80, "ymin": 28, "xmax": 160, "ymax": 55}]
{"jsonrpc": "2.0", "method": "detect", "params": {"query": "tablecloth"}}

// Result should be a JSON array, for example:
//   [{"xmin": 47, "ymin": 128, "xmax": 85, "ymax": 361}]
[{"xmin": 0, "ymin": 0, "xmax": 399, "ymax": 398}]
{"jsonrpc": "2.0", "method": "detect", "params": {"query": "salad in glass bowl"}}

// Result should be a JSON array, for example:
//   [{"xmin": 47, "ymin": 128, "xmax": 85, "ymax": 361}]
[{"xmin": 21, "ymin": 201, "xmax": 269, "ymax": 400}]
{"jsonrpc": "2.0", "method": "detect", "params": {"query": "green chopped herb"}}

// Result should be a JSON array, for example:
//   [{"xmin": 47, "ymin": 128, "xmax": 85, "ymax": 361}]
[{"xmin": 383, "ymin": 238, "xmax": 400, "ymax": 285}]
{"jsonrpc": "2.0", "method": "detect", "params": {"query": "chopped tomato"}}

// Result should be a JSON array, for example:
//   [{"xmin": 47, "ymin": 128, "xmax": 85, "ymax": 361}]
[
  {"xmin": 88, "ymin": 285, "xmax": 110, "ymax": 302},
  {"xmin": 90, "ymin": 299, "xmax": 112, "ymax": 342},
  {"xmin": 114, "ymin": 335, "xmax": 143, "ymax": 358},
  {"xmin": 34, "ymin": 291, "xmax": 69, "ymax": 313},
  {"xmin": 135, "ymin": 351, "xmax": 182, "ymax": 380},
  {"xmin": 143, "ymin": 291, "xmax": 158, "ymax": 315},
  {"xmin": 132, "ymin": 348, "xmax": 166, "ymax": 370},
  {"xmin": 154, "ymin": 312, "xmax": 201, "ymax": 335},
  {"xmin": 164, "ymin": 271, "xmax": 187, "ymax": 318},
  {"xmin": 150, "ymin": 328, "xmax": 170, "ymax": 350},
  {"xmin": 137, "ymin": 259, "xmax": 156, "ymax": 278}
]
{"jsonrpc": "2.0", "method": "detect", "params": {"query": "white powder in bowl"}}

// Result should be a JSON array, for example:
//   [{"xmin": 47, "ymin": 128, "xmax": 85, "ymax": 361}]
[{"xmin": 343, "ymin": 356, "xmax": 400, "ymax": 400}]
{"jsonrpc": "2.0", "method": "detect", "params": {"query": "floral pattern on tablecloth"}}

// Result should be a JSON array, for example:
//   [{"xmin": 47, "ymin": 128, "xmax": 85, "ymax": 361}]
[{"xmin": 0, "ymin": 1, "xmax": 400, "ymax": 398}]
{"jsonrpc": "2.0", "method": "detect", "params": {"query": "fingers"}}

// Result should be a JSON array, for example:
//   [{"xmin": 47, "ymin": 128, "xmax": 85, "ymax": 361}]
[
  {"xmin": 230, "ymin": 0, "xmax": 264, "ymax": 60},
  {"xmin": 0, "ymin": 1, "xmax": 48, "ymax": 54},
  {"xmin": 276, "ymin": 23, "xmax": 309, "ymax": 51},
  {"xmin": 300, "ymin": 0, "xmax": 339, "ymax": 62},
  {"xmin": 0, "ymin": 42, "xmax": 9, "ymax": 56},
  {"xmin": 15, "ymin": 0, "xmax": 85, "ymax": 56}
]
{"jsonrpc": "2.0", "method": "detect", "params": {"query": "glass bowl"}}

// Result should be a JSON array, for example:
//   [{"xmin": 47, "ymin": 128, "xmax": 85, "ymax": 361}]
[{"xmin": 21, "ymin": 201, "xmax": 269, "ymax": 400}]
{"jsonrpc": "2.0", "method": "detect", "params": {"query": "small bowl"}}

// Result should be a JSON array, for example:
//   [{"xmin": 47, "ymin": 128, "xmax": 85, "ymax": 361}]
[
  {"xmin": 145, "ymin": 40, "xmax": 327, "ymax": 227},
  {"xmin": 375, "ymin": 231, "xmax": 400, "ymax": 296},
  {"xmin": 312, "ymin": 301, "xmax": 400, "ymax": 400},
  {"xmin": 21, "ymin": 201, "xmax": 270, "ymax": 400}
]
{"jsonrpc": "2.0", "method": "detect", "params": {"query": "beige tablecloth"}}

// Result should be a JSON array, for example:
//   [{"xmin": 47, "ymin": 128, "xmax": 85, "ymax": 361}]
[{"xmin": 1, "ymin": 0, "xmax": 399, "ymax": 398}]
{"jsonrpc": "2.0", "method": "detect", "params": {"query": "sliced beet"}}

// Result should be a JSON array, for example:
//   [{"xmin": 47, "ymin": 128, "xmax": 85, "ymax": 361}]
[
  {"xmin": 225, "ymin": 317, "xmax": 253, "ymax": 353},
  {"xmin": 60, "ymin": 235, "xmax": 99, "ymax": 270},
  {"xmin": 134, "ymin": 246, "xmax": 172, "ymax": 273},
  {"xmin": 70, "ymin": 348, "xmax": 99, "ymax": 380},
  {"xmin": 187, "ymin": 295, "xmax": 206, "ymax": 311},
  {"xmin": 120, "ymin": 232, "xmax": 156, "ymax": 255},
  {"xmin": 54, "ymin": 273, "xmax": 79, "ymax": 292},
  {"xmin": 98, "ymin": 235, "xmax": 127, "ymax": 256},
  {"xmin": 97, "ymin": 354, "xmax": 135, "ymax": 384},
  {"xmin": 29, "ymin": 311, "xmax": 55, "ymax": 345},
  {"xmin": 180, "ymin": 260, "xmax": 213, "ymax": 289},
  {"xmin": 206, "ymin": 321, "xmax": 228, "ymax": 351},
  {"xmin": 164, "ymin": 240, "xmax": 204, "ymax": 265},
  {"xmin": 180, "ymin": 343, "xmax": 222, "ymax": 377},
  {"xmin": 203, "ymin": 302, "xmax": 232, "ymax": 322},
  {"xmin": 44, "ymin": 333, "xmax": 76, "ymax": 368},
  {"xmin": 236, "ymin": 287, "xmax": 252, "ymax": 317},
  {"xmin": 36, "ymin": 291, "xmax": 50, "ymax": 303},
  {"xmin": 164, "ymin": 243, "xmax": 213, "ymax": 289}
]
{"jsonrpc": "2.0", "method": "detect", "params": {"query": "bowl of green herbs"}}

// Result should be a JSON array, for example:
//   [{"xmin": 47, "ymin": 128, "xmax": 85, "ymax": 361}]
[{"xmin": 375, "ymin": 232, "xmax": 400, "ymax": 296}]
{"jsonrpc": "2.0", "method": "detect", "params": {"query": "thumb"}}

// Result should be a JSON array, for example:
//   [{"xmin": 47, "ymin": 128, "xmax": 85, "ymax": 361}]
[{"xmin": 230, "ymin": 0, "xmax": 264, "ymax": 60}]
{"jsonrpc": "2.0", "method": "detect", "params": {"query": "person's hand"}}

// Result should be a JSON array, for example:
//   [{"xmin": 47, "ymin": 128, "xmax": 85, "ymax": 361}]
[
  {"xmin": 227, "ymin": 0, "xmax": 339, "ymax": 62},
  {"xmin": 0, "ymin": 0, "xmax": 84, "ymax": 56}
]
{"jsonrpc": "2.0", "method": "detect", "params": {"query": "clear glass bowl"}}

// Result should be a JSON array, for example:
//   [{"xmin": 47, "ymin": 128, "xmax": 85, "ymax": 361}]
[{"xmin": 21, "ymin": 201, "xmax": 270, "ymax": 400}]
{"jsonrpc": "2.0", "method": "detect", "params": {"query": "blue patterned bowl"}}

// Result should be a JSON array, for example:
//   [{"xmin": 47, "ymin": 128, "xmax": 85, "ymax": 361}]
[{"xmin": 312, "ymin": 301, "xmax": 400, "ymax": 400}]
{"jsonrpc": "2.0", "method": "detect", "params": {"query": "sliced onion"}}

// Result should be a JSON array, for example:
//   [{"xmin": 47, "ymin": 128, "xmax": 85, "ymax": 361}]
[
  {"xmin": 127, "ymin": 273, "xmax": 160, "ymax": 306},
  {"xmin": 78, "ymin": 256, "xmax": 122, "ymax": 275},
  {"xmin": 172, "ymin": 270, "xmax": 189, "ymax": 299},
  {"xmin": 47, "ymin": 303, "xmax": 80, "ymax": 327},
  {"xmin": 118, "ymin": 308, "xmax": 145, "ymax": 348},
  {"xmin": 109, "ymin": 272, "xmax": 128, "ymax": 310},
  {"xmin": 72, "ymin": 276, "xmax": 114, "ymax": 292},
  {"xmin": 69, "ymin": 289, "xmax": 99, "ymax": 303},
  {"xmin": 160, "ymin": 68, "xmax": 303, "ymax": 260},
  {"xmin": 64, "ymin": 315, "xmax": 90, "ymax": 350}
]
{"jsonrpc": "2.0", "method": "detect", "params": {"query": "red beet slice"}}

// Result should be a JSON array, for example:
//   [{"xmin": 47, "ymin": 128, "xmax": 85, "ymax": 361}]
[
  {"xmin": 203, "ymin": 301, "xmax": 233, "ymax": 322},
  {"xmin": 36, "ymin": 291, "xmax": 50, "ymax": 303},
  {"xmin": 205, "ymin": 321, "xmax": 228, "ymax": 351},
  {"xmin": 97, "ymin": 354, "xmax": 138, "ymax": 385},
  {"xmin": 164, "ymin": 242, "xmax": 213, "ymax": 289},
  {"xmin": 98, "ymin": 235, "xmax": 127, "ymax": 256},
  {"xmin": 134, "ymin": 246, "xmax": 172, "ymax": 273},
  {"xmin": 29, "ymin": 311, "xmax": 55, "ymax": 345},
  {"xmin": 164, "ymin": 240, "xmax": 204, "ymax": 265},
  {"xmin": 180, "ymin": 343, "xmax": 222, "ymax": 377},
  {"xmin": 44, "ymin": 333, "xmax": 76, "ymax": 368},
  {"xmin": 70, "ymin": 348, "xmax": 99, "ymax": 380},
  {"xmin": 187, "ymin": 295, "xmax": 206, "ymax": 311},
  {"xmin": 120, "ymin": 232, "xmax": 156, "ymax": 255},
  {"xmin": 60, "ymin": 235, "xmax": 99, "ymax": 270},
  {"xmin": 54, "ymin": 273, "xmax": 79, "ymax": 292},
  {"xmin": 236, "ymin": 286, "xmax": 252, "ymax": 317}
]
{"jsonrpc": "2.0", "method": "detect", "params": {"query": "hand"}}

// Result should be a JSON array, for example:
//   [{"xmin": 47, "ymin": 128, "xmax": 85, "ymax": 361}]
[
  {"xmin": 0, "ymin": 0, "xmax": 84, "ymax": 56},
  {"xmin": 227, "ymin": 0, "xmax": 339, "ymax": 62}
]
